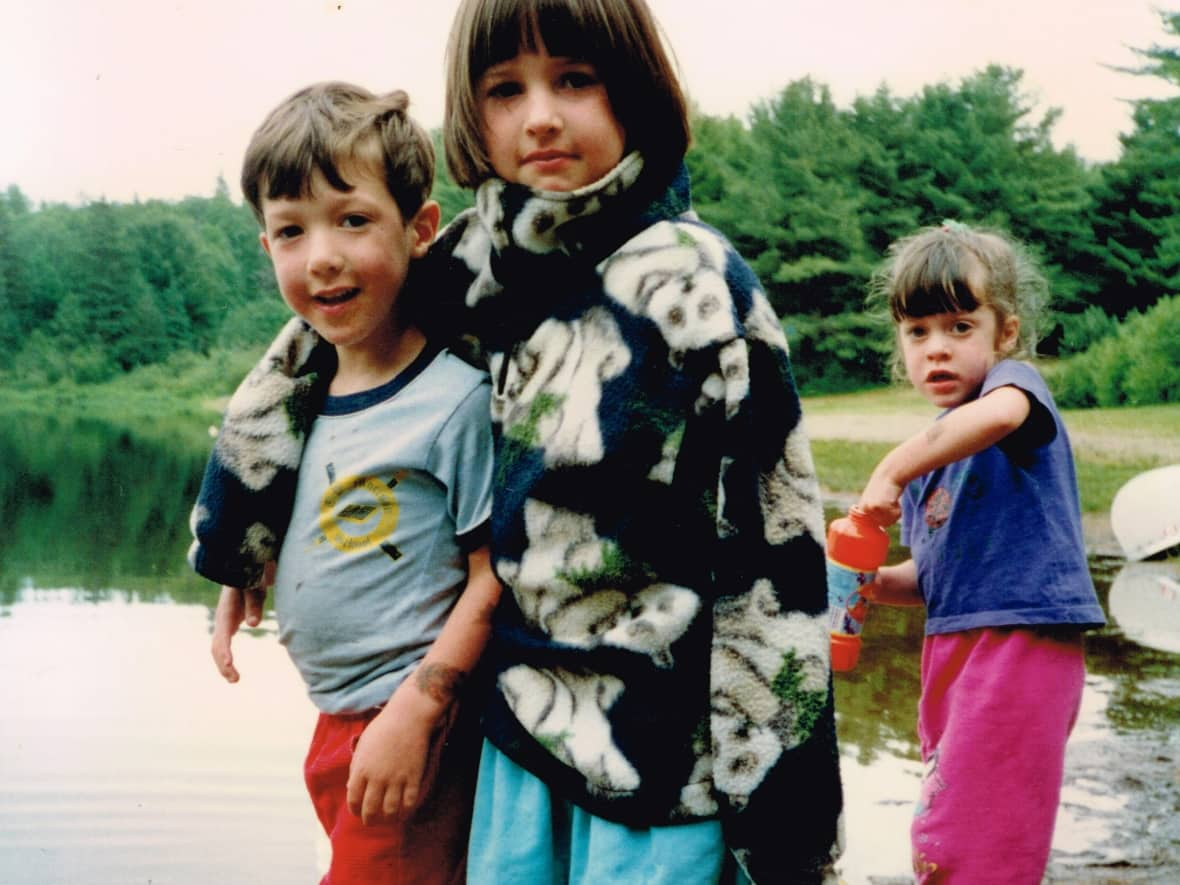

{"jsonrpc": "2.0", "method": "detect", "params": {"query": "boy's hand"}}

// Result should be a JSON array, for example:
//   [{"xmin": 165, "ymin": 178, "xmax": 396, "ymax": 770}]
[
  {"xmin": 211, "ymin": 584, "xmax": 268, "ymax": 683},
  {"xmin": 346, "ymin": 666, "xmax": 459, "ymax": 825}
]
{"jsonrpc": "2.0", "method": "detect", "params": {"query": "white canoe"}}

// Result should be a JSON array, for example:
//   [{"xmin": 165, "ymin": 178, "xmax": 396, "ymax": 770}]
[
  {"xmin": 1107, "ymin": 560, "xmax": 1180, "ymax": 655},
  {"xmin": 1110, "ymin": 464, "xmax": 1180, "ymax": 561}
]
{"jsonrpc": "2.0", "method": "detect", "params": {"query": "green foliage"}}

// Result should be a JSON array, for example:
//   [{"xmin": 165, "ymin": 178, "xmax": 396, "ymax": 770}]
[
  {"xmin": 1058, "ymin": 305, "xmax": 1121, "ymax": 353},
  {"xmin": 218, "ymin": 296, "xmax": 292, "ymax": 349},
  {"xmin": 1082, "ymin": 11, "xmax": 1180, "ymax": 320},
  {"xmin": 784, "ymin": 312, "xmax": 892, "ymax": 391},
  {"xmin": 106, "ymin": 345, "xmax": 268, "ymax": 401},
  {"xmin": 431, "ymin": 130, "xmax": 475, "ymax": 226},
  {"xmin": 4, "ymin": 14, "xmax": 1180, "ymax": 403},
  {"xmin": 0, "ymin": 187, "xmax": 280, "ymax": 387},
  {"xmin": 1050, "ymin": 296, "xmax": 1180, "ymax": 407},
  {"xmin": 687, "ymin": 64, "xmax": 1102, "ymax": 390}
]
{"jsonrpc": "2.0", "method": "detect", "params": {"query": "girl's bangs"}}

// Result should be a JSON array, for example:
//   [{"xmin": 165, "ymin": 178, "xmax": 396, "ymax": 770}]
[
  {"xmin": 473, "ymin": 0, "xmax": 614, "ymax": 71},
  {"xmin": 896, "ymin": 278, "xmax": 981, "ymax": 320}
]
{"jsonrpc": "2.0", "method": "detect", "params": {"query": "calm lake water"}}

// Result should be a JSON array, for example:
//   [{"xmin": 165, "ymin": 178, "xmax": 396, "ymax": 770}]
[{"xmin": 1, "ymin": 408, "xmax": 1176, "ymax": 884}]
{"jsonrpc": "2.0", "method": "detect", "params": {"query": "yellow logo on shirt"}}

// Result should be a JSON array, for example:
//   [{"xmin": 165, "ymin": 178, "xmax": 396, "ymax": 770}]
[{"xmin": 319, "ymin": 473, "xmax": 401, "ymax": 553}]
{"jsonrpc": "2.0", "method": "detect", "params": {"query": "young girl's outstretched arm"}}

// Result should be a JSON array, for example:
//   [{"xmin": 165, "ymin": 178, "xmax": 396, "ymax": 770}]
[
  {"xmin": 865, "ymin": 559, "xmax": 924, "ymax": 607},
  {"xmin": 858, "ymin": 385, "xmax": 1031, "ymax": 526},
  {"xmin": 345, "ymin": 545, "xmax": 500, "ymax": 825}
]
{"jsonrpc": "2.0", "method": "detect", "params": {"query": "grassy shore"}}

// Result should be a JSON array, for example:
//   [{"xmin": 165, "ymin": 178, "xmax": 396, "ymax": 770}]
[
  {"xmin": 802, "ymin": 386, "xmax": 1180, "ymax": 515},
  {"xmin": 5, "ymin": 369, "xmax": 1176, "ymax": 520}
]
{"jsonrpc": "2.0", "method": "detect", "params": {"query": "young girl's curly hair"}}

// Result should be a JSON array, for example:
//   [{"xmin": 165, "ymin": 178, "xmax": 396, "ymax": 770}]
[{"xmin": 867, "ymin": 221, "xmax": 1050, "ymax": 380}]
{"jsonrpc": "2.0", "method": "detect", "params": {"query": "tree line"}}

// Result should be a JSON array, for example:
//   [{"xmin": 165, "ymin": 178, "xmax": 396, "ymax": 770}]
[{"xmin": 1, "ymin": 12, "xmax": 1176, "ymax": 401}]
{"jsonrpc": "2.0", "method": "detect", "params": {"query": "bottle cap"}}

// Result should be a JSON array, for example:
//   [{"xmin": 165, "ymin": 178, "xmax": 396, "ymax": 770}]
[{"xmin": 831, "ymin": 631, "xmax": 861, "ymax": 671}]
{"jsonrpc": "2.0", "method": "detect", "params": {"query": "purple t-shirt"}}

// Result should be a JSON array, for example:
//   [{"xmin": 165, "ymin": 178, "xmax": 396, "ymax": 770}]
[{"xmin": 900, "ymin": 359, "xmax": 1105, "ymax": 634}]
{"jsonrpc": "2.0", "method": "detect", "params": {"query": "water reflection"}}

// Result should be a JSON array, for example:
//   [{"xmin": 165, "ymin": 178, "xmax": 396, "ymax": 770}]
[
  {"xmin": 0, "ymin": 589, "xmax": 319, "ymax": 885},
  {"xmin": 0, "ymin": 409, "xmax": 210, "ymax": 601},
  {"xmin": 1106, "ymin": 560, "xmax": 1180, "ymax": 657},
  {"xmin": 0, "ymin": 412, "xmax": 1175, "ymax": 884}
]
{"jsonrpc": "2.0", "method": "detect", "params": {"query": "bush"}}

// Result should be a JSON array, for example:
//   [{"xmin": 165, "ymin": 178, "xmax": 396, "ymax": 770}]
[
  {"xmin": 785, "ymin": 311, "xmax": 892, "ymax": 394},
  {"xmin": 1050, "ymin": 295, "xmax": 1180, "ymax": 407},
  {"xmin": 217, "ymin": 297, "xmax": 291, "ymax": 349},
  {"xmin": 1058, "ymin": 305, "xmax": 1120, "ymax": 354},
  {"xmin": 1123, "ymin": 296, "xmax": 1180, "ymax": 404}
]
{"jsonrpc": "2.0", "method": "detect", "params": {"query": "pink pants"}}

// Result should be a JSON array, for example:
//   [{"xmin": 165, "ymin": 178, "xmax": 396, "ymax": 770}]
[
  {"xmin": 911, "ymin": 627, "xmax": 1085, "ymax": 884},
  {"xmin": 303, "ymin": 707, "xmax": 478, "ymax": 885}
]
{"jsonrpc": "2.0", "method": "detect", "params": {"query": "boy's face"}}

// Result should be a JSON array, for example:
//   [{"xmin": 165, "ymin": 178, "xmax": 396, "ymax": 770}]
[
  {"xmin": 259, "ymin": 164, "xmax": 437, "ymax": 363},
  {"xmin": 898, "ymin": 306, "xmax": 1020, "ymax": 409}
]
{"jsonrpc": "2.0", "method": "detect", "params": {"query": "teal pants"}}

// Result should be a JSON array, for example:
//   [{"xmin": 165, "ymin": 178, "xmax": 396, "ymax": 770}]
[{"xmin": 467, "ymin": 740, "xmax": 752, "ymax": 885}]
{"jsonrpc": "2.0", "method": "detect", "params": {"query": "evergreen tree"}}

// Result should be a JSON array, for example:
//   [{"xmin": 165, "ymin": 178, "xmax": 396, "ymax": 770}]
[
  {"xmin": 128, "ymin": 203, "xmax": 238, "ymax": 351},
  {"xmin": 0, "ymin": 190, "xmax": 21, "ymax": 350},
  {"xmin": 58, "ymin": 201, "xmax": 159, "ymax": 372},
  {"xmin": 723, "ymin": 79, "xmax": 876, "ymax": 319},
  {"xmin": 1086, "ymin": 10, "xmax": 1180, "ymax": 318},
  {"xmin": 869, "ymin": 67, "xmax": 1093, "ymax": 351}
]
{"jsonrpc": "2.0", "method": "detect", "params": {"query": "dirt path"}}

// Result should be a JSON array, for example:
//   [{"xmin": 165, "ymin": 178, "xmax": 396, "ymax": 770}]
[
  {"xmin": 805, "ymin": 412, "xmax": 1180, "ymax": 463},
  {"xmin": 802, "ymin": 412, "xmax": 1130, "ymax": 557}
]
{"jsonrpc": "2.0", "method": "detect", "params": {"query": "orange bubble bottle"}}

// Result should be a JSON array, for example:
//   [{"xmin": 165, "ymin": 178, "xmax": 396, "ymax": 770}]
[{"xmin": 826, "ymin": 507, "xmax": 889, "ymax": 671}]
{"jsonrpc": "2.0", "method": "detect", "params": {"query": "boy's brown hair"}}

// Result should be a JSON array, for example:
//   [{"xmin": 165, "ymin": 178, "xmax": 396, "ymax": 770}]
[
  {"xmin": 241, "ymin": 82, "xmax": 434, "ymax": 224},
  {"xmin": 443, "ymin": 0, "xmax": 690, "ymax": 189}
]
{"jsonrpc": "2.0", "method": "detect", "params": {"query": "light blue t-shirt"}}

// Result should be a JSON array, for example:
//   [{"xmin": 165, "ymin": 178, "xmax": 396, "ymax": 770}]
[
  {"xmin": 900, "ymin": 359, "xmax": 1105, "ymax": 635},
  {"xmin": 274, "ymin": 345, "xmax": 494, "ymax": 714}
]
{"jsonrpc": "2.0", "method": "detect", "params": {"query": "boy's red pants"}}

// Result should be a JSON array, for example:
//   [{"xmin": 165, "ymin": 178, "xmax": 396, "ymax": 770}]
[{"xmin": 303, "ymin": 706, "xmax": 478, "ymax": 885}]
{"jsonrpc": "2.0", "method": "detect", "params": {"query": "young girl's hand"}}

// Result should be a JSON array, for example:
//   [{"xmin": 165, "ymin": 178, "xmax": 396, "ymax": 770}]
[
  {"xmin": 211, "ymin": 584, "xmax": 268, "ymax": 683},
  {"xmin": 857, "ymin": 472, "xmax": 904, "ymax": 528},
  {"xmin": 345, "ymin": 670, "xmax": 456, "ymax": 825},
  {"xmin": 862, "ymin": 560, "xmax": 923, "ymax": 607}
]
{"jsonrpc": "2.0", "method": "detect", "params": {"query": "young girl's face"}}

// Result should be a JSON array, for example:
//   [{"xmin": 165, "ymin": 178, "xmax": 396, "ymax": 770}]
[
  {"xmin": 477, "ymin": 40, "xmax": 626, "ymax": 192},
  {"xmin": 899, "ymin": 306, "xmax": 1020, "ymax": 409}
]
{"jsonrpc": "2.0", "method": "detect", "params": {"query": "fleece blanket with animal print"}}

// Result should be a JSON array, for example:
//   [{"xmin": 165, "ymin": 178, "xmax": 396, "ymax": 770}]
[{"xmin": 188, "ymin": 153, "xmax": 843, "ymax": 883}]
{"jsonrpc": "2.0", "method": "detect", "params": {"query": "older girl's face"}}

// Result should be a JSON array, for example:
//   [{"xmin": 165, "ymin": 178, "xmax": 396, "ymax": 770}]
[{"xmin": 477, "ymin": 40, "xmax": 626, "ymax": 192}]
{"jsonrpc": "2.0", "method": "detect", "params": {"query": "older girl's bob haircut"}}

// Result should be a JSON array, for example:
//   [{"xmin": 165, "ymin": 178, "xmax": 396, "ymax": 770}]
[
  {"xmin": 868, "ymin": 221, "xmax": 1049, "ymax": 379},
  {"xmin": 443, "ymin": 0, "xmax": 690, "ymax": 189},
  {"xmin": 241, "ymin": 82, "xmax": 434, "ymax": 225}
]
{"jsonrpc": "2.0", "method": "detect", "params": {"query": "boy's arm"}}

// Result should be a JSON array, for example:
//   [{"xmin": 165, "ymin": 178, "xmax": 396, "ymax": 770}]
[
  {"xmin": 346, "ymin": 544, "xmax": 500, "ymax": 825},
  {"xmin": 858, "ymin": 385, "xmax": 1030, "ymax": 526},
  {"xmin": 188, "ymin": 317, "xmax": 332, "ymax": 589}
]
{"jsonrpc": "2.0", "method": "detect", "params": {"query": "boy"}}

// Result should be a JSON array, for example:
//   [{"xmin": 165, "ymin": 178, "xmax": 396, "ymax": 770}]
[{"xmin": 189, "ymin": 82, "xmax": 498, "ymax": 885}]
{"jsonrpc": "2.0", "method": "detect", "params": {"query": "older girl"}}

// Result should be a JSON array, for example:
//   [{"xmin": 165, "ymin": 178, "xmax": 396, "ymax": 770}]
[{"xmin": 436, "ymin": 1, "xmax": 841, "ymax": 881}]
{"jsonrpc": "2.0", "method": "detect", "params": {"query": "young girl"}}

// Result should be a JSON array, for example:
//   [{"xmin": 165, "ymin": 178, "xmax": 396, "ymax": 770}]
[
  {"xmin": 856, "ymin": 222, "xmax": 1105, "ymax": 883},
  {"xmin": 432, "ymin": 1, "xmax": 842, "ymax": 881},
  {"xmin": 191, "ymin": 2, "xmax": 843, "ymax": 880}
]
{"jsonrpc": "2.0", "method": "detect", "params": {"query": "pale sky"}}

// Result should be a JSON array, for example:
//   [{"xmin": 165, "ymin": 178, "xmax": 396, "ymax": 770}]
[{"xmin": 3, "ymin": 0, "xmax": 1176, "ymax": 206}]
